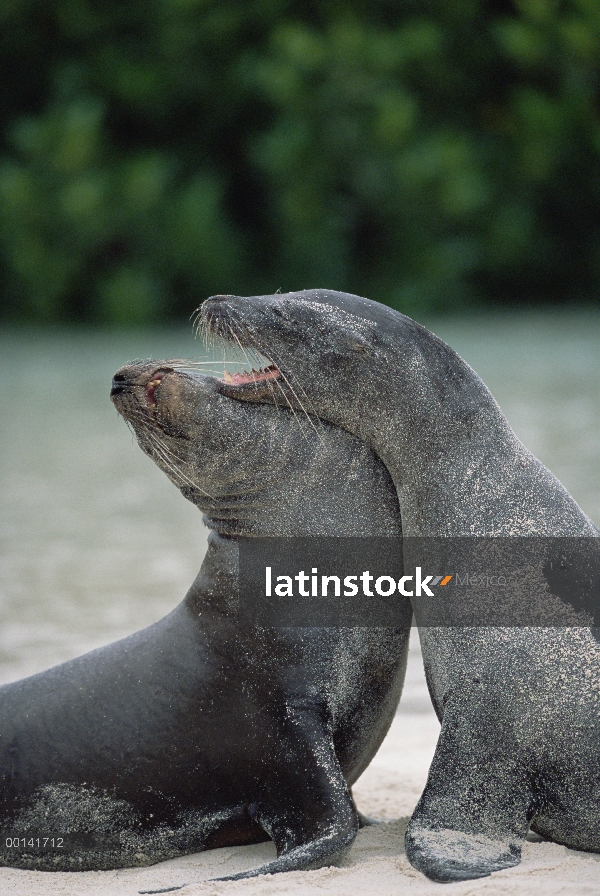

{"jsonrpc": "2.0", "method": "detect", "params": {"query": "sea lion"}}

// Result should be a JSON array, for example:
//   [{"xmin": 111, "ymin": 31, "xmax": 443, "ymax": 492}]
[
  {"xmin": 0, "ymin": 359, "xmax": 411, "ymax": 878},
  {"xmin": 200, "ymin": 288, "xmax": 600, "ymax": 882}
]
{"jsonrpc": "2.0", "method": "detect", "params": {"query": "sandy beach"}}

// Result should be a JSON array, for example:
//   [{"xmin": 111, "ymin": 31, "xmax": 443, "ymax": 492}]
[{"xmin": 0, "ymin": 643, "xmax": 599, "ymax": 896}]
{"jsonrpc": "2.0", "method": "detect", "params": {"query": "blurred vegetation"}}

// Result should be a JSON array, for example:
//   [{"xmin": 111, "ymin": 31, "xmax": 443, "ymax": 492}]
[{"xmin": 1, "ymin": 0, "xmax": 600, "ymax": 322}]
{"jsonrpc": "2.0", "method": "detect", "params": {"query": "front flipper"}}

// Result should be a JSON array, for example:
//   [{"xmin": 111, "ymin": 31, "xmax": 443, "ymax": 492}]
[
  {"xmin": 140, "ymin": 695, "xmax": 358, "ymax": 893},
  {"xmin": 406, "ymin": 825, "xmax": 521, "ymax": 882},
  {"xmin": 405, "ymin": 698, "xmax": 534, "ymax": 882}
]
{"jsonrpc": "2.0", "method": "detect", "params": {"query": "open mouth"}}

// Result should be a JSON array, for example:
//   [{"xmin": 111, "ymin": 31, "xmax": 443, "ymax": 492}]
[
  {"xmin": 198, "ymin": 303, "xmax": 281, "ymax": 397},
  {"xmin": 220, "ymin": 364, "xmax": 280, "ymax": 387},
  {"xmin": 146, "ymin": 371, "xmax": 167, "ymax": 407}
]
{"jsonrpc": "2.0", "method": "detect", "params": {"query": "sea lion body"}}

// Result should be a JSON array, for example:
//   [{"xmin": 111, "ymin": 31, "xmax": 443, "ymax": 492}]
[
  {"xmin": 0, "ymin": 364, "xmax": 411, "ymax": 874},
  {"xmin": 202, "ymin": 289, "xmax": 600, "ymax": 881}
]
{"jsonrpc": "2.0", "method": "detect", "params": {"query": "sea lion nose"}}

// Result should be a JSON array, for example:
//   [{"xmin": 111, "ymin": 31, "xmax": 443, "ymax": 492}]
[
  {"xmin": 203, "ymin": 295, "xmax": 228, "ymax": 318},
  {"xmin": 110, "ymin": 372, "xmax": 128, "ymax": 397}
]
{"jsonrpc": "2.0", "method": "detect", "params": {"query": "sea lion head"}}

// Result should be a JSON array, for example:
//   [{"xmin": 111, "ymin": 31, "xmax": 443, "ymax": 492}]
[
  {"xmin": 110, "ymin": 359, "xmax": 400, "ymax": 538},
  {"xmin": 200, "ymin": 289, "xmax": 396, "ymax": 405},
  {"xmin": 197, "ymin": 289, "xmax": 454, "ymax": 436},
  {"xmin": 198, "ymin": 289, "xmax": 493, "ymax": 465}
]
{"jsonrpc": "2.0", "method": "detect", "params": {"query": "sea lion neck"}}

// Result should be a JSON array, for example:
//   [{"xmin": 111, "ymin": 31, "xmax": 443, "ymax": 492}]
[
  {"xmin": 347, "ymin": 318, "xmax": 518, "ymax": 534},
  {"xmin": 182, "ymin": 530, "xmax": 239, "ymax": 617},
  {"xmin": 196, "ymin": 426, "xmax": 401, "ymax": 540}
]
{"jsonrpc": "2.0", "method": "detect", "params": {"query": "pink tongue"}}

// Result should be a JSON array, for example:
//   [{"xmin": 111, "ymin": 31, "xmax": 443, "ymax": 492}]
[
  {"xmin": 231, "ymin": 372, "xmax": 255, "ymax": 384},
  {"xmin": 227, "ymin": 367, "xmax": 279, "ymax": 385}
]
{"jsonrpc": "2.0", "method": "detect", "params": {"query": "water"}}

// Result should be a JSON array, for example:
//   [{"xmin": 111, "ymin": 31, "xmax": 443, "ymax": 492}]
[
  {"xmin": 0, "ymin": 328, "xmax": 206, "ymax": 682},
  {"xmin": 0, "ymin": 313, "xmax": 599, "ymax": 701}
]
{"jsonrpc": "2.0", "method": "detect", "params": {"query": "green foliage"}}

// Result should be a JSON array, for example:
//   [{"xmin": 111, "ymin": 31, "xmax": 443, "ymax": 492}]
[{"xmin": 1, "ymin": 0, "xmax": 600, "ymax": 322}]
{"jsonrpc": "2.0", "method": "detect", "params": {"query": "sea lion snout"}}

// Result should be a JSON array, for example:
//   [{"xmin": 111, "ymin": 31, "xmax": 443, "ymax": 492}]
[
  {"xmin": 110, "ymin": 363, "xmax": 154, "ymax": 399},
  {"xmin": 110, "ymin": 364, "xmax": 176, "ymax": 406}
]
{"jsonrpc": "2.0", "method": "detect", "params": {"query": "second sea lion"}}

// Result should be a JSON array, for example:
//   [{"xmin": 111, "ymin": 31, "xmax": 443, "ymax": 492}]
[{"xmin": 201, "ymin": 288, "xmax": 600, "ymax": 882}]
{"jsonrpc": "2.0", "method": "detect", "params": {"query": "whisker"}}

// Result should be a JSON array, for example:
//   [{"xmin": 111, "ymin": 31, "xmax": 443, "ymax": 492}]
[
  {"xmin": 269, "ymin": 374, "xmax": 313, "ymax": 444},
  {"xmin": 148, "ymin": 434, "xmax": 213, "ymax": 497},
  {"xmin": 190, "ymin": 305, "xmax": 204, "ymax": 341},
  {"xmin": 220, "ymin": 318, "xmax": 323, "ymax": 445},
  {"xmin": 273, "ymin": 364, "xmax": 323, "ymax": 443},
  {"xmin": 120, "ymin": 404, "xmax": 215, "ymax": 499},
  {"xmin": 168, "ymin": 362, "xmax": 230, "ymax": 378},
  {"xmin": 199, "ymin": 309, "xmax": 312, "ymax": 428},
  {"xmin": 271, "ymin": 351, "xmax": 322, "ymax": 425},
  {"xmin": 229, "ymin": 325, "xmax": 265, "ymax": 400},
  {"xmin": 168, "ymin": 360, "xmax": 225, "ymax": 367},
  {"xmin": 226, "ymin": 324, "xmax": 243, "ymax": 372},
  {"xmin": 234, "ymin": 327, "xmax": 321, "ymax": 423},
  {"xmin": 247, "ymin": 338, "xmax": 323, "ymax": 444}
]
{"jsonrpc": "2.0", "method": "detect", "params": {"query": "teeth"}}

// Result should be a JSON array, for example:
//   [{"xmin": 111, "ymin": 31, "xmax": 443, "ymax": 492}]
[{"xmin": 223, "ymin": 372, "xmax": 234, "ymax": 383}]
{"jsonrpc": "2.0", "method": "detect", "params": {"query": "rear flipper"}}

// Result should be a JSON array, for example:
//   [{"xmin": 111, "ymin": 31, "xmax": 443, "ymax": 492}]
[
  {"xmin": 405, "ymin": 699, "xmax": 534, "ymax": 882},
  {"xmin": 140, "ymin": 694, "xmax": 358, "ymax": 893}
]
